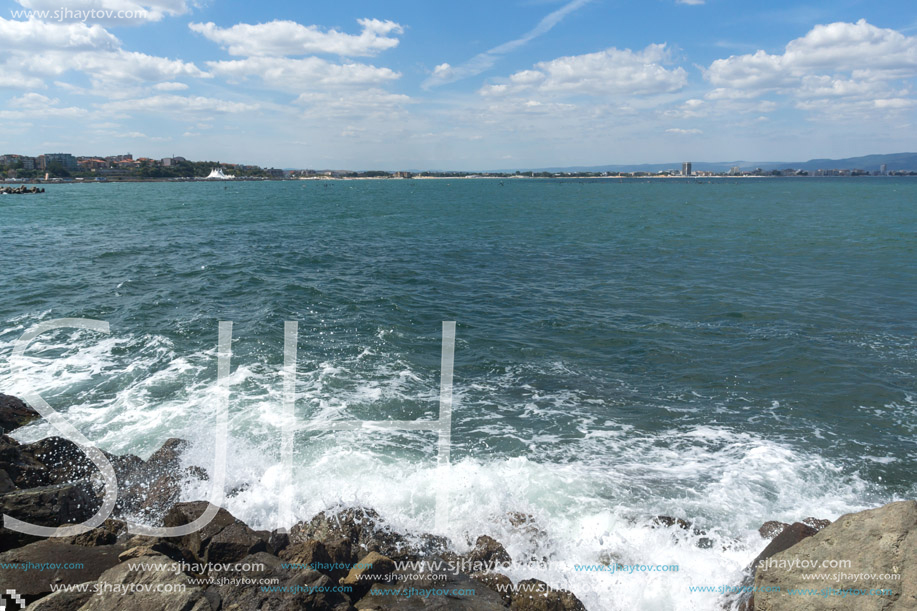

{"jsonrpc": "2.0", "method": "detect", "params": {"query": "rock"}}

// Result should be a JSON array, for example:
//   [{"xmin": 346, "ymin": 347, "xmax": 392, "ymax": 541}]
[
  {"xmin": 759, "ymin": 521, "xmax": 790, "ymax": 539},
  {"xmin": 509, "ymin": 580, "xmax": 586, "ymax": 611},
  {"xmin": 801, "ymin": 517, "xmax": 831, "ymax": 532},
  {"xmin": 279, "ymin": 538, "xmax": 336, "ymax": 576},
  {"xmin": 0, "ymin": 540, "xmax": 125, "ymax": 604},
  {"xmin": 750, "ymin": 522, "xmax": 818, "ymax": 571},
  {"xmin": 145, "ymin": 438, "xmax": 189, "ymax": 472},
  {"xmin": 162, "ymin": 501, "xmax": 267, "ymax": 564},
  {"xmin": 78, "ymin": 553, "xmax": 213, "ymax": 611},
  {"xmin": 341, "ymin": 551, "xmax": 396, "ymax": 598},
  {"xmin": 0, "ymin": 482, "xmax": 101, "ymax": 552},
  {"xmin": 26, "ymin": 588, "xmax": 94, "ymax": 610},
  {"xmin": 755, "ymin": 500, "xmax": 917, "ymax": 610},
  {"xmin": 0, "ymin": 467, "xmax": 14, "ymax": 492},
  {"xmin": 472, "ymin": 571, "xmax": 515, "ymax": 606},
  {"xmin": 0, "ymin": 434, "xmax": 47, "ymax": 489},
  {"xmin": 291, "ymin": 506, "xmax": 414, "ymax": 562},
  {"xmin": 210, "ymin": 551, "xmax": 353, "ymax": 611},
  {"xmin": 56, "ymin": 519, "xmax": 127, "ymax": 547},
  {"xmin": 267, "ymin": 529, "xmax": 290, "ymax": 555},
  {"xmin": 466, "ymin": 535, "xmax": 512, "ymax": 569},
  {"xmin": 0, "ymin": 394, "xmax": 39, "ymax": 434},
  {"xmin": 354, "ymin": 562, "xmax": 507, "ymax": 610},
  {"xmin": 727, "ymin": 521, "xmax": 820, "ymax": 610}
]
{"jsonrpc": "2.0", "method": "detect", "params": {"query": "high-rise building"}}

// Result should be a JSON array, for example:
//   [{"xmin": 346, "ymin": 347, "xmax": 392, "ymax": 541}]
[
  {"xmin": 880, "ymin": 164, "xmax": 887, "ymax": 175},
  {"xmin": 682, "ymin": 162, "xmax": 692, "ymax": 176}
]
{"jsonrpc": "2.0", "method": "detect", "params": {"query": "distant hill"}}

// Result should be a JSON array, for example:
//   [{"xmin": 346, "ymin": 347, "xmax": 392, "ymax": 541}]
[{"xmin": 512, "ymin": 152, "xmax": 917, "ymax": 174}]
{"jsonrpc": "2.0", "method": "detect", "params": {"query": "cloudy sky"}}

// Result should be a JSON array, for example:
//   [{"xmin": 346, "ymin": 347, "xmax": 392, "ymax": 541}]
[{"xmin": 1, "ymin": 0, "xmax": 916, "ymax": 169}]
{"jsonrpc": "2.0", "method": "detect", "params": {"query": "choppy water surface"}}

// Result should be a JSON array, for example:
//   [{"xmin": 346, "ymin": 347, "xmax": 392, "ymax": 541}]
[{"xmin": 1, "ymin": 178, "xmax": 915, "ymax": 609}]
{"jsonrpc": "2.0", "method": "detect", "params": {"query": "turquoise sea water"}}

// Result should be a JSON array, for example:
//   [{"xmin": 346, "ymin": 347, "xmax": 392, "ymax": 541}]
[{"xmin": 1, "ymin": 178, "xmax": 915, "ymax": 609}]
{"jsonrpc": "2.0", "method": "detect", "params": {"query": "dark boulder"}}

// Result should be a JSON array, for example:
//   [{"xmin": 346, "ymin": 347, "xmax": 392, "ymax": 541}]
[
  {"xmin": 509, "ymin": 580, "xmax": 586, "ymax": 611},
  {"xmin": 0, "ymin": 394, "xmax": 39, "ymax": 434},
  {"xmin": 208, "ymin": 551, "xmax": 353, "ymax": 611},
  {"xmin": 0, "ymin": 540, "xmax": 125, "ymax": 604},
  {"xmin": 162, "ymin": 501, "xmax": 267, "ymax": 564},
  {"xmin": 0, "ymin": 481, "xmax": 101, "ymax": 552},
  {"xmin": 290, "ymin": 506, "xmax": 414, "ymax": 563}
]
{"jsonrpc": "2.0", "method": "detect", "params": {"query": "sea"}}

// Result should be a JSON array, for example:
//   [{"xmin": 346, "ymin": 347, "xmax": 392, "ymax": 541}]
[{"xmin": 1, "ymin": 177, "xmax": 915, "ymax": 610}]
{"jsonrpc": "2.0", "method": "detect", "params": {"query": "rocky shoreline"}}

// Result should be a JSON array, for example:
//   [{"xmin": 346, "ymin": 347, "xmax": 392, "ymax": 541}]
[
  {"xmin": 1, "ymin": 393, "xmax": 914, "ymax": 610},
  {"xmin": 0, "ymin": 186, "xmax": 44, "ymax": 195}
]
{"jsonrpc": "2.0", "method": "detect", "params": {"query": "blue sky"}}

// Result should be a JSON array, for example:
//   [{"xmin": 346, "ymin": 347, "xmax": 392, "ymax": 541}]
[{"xmin": 1, "ymin": 0, "xmax": 916, "ymax": 169}]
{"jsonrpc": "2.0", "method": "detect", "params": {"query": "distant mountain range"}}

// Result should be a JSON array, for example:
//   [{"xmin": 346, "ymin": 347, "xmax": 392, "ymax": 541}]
[{"xmin": 512, "ymin": 152, "xmax": 917, "ymax": 174}]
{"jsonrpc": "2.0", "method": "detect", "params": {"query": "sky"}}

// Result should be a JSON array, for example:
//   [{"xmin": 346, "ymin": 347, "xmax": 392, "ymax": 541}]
[{"xmin": 1, "ymin": 0, "xmax": 916, "ymax": 170}]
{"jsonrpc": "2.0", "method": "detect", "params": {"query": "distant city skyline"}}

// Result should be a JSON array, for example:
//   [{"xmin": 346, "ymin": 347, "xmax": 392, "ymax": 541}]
[{"xmin": 1, "ymin": 0, "xmax": 916, "ymax": 170}]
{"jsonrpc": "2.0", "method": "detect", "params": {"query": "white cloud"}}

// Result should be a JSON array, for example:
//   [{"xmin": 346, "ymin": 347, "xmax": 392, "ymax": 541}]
[
  {"xmin": 102, "ymin": 94, "xmax": 259, "ymax": 114},
  {"xmin": 676, "ymin": 0, "xmax": 704, "ymax": 4},
  {"xmin": 0, "ymin": 17, "xmax": 207, "ymax": 92},
  {"xmin": 206, "ymin": 56, "xmax": 400, "ymax": 92},
  {"xmin": 481, "ymin": 44, "xmax": 687, "ymax": 98},
  {"xmin": 8, "ymin": 92, "xmax": 58, "ymax": 106},
  {"xmin": 0, "ymin": 16, "xmax": 120, "ymax": 51},
  {"xmin": 189, "ymin": 18, "xmax": 403, "ymax": 57},
  {"xmin": 665, "ymin": 127, "xmax": 702, "ymax": 134},
  {"xmin": 705, "ymin": 20, "xmax": 917, "ymax": 98},
  {"xmin": 154, "ymin": 81, "xmax": 189, "ymax": 91},
  {"xmin": 0, "ymin": 72, "xmax": 45, "ymax": 89}
]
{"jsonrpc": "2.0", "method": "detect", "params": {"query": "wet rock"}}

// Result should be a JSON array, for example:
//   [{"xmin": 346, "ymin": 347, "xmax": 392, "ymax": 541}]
[
  {"xmin": 0, "ymin": 434, "xmax": 47, "ymax": 488},
  {"xmin": 291, "ymin": 506, "xmax": 414, "ymax": 562},
  {"xmin": 0, "ymin": 481, "xmax": 101, "ymax": 552},
  {"xmin": 759, "ymin": 520, "xmax": 790, "ymax": 539},
  {"xmin": 79, "ymin": 553, "xmax": 213, "ymax": 611},
  {"xmin": 162, "ymin": 501, "xmax": 267, "ymax": 564},
  {"xmin": 354, "ymin": 562, "xmax": 506, "ymax": 610},
  {"xmin": 472, "ymin": 571, "xmax": 515, "ymax": 606},
  {"xmin": 0, "ymin": 467, "xmax": 14, "ymax": 492},
  {"xmin": 509, "ymin": 580, "xmax": 586, "ymax": 611},
  {"xmin": 56, "ymin": 519, "xmax": 127, "ymax": 547},
  {"xmin": 750, "ymin": 522, "xmax": 818, "ymax": 570},
  {"xmin": 728, "ymin": 521, "xmax": 821, "ymax": 610},
  {"xmin": 0, "ymin": 394, "xmax": 39, "ymax": 433},
  {"xmin": 279, "ymin": 538, "xmax": 336, "ymax": 576},
  {"xmin": 0, "ymin": 540, "xmax": 125, "ymax": 604},
  {"xmin": 341, "ymin": 551, "xmax": 395, "ymax": 598},
  {"xmin": 801, "ymin": 517, "xmax": 831, "ymax": 532},
  {"xmin": 755, "ymin": 501, "xmax": 917, "ymax": 610},
  {"xmin": 209, "ymin": 551, "xmax": 353, "ymax": 611},
  {"xmin": 466, "ymin": 535, "xmax": 512, "ymax": 568}
]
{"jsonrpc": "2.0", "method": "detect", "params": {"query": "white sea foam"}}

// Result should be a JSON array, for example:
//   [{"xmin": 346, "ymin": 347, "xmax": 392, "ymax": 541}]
[{"xmin": 0, "ymin": 318, "xmax": 898, "ymax": 610}]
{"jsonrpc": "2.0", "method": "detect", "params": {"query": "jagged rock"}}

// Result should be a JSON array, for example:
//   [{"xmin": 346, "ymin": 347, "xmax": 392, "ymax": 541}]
[
  {"xmin": 162, "ymin": 501, "xmax": 267, "ymax": 564},
  {"xmin": 56, "ymin": 519, "xmax": 127, "ymax": 547},
  {"xmin": 26, "ymin": 589, "xmax": 94, "ymax": 610},
  {"xmin": 509, "ymin": 580, "xmax": 586, "ymax": 611},
  {"xmin": 755, "ymin": 500, "xmax": 917, "ymax": 610},
  {"xmin": 0, "ymin": 467, "xmax": 14, "ymax": 492},
  {"xmin": 267, "ymin": 529, "xmax": 290, "ymax": 555},
  {"xmin": 290, "ymin": 506, "xmax": 414, "ymax": 562},
  {"xmin": 0, "ymin": 434, "xmax": 47, "ymax": 488},
  {"xmin": 0, "ymin": 394, "xmax": 39, "ymax": 433},
  {"xmin": 472, "ymin": 571, "xmax": 515, "ymax": 605},
  {"xmin": 801, "ymin": 517, "xmax": 831, "ymax": 532},
  {"xmin": 354, "ymin": 561, "xmax": 506, "ymax": 610},
  {"xmin": 341, "ymin": 551, "xmax": 395, "ymax": 598},
  {"xmin": 759, "ymin": 520, "xmax": 790, "ymax": 539},
  {"xmin": 466, "ymin": 535, "xmax": 512, "ymax": 569},
  {"xmin": 77, "ymin": 553, "xmax": 213, "ymax": 611},
  {"xmin": 0, "ymin": 481, "xmax": 101, "ymax": 552},
  {"xmin": 728, "ymin": 521, "xmax": 823, "ymax": 610},
  {"xmin": 279, "ymin": 538, "xmax": 336, "ymax": 576},
  {"xmin": 209, "ymin": 551, "xmax": 353, "ymax": 611},
  {"xmin": 0, "ymin": 540, "xmax": 125, "ymax": 604}
]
